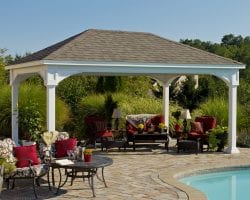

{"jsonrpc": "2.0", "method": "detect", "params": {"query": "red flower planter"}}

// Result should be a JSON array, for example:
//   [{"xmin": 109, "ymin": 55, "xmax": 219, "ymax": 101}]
[{"xmin": 84, "ymin": 154, "xmax": 92, "ymax": 162}]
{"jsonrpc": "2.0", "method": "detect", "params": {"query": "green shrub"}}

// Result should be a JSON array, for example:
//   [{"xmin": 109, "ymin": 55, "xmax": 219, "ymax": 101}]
[
  {"xmin": 198, "ymin": 98, "xmax": 228, "ymax": 126},
  {"xmin": 57, "ymin": 76, "xmax": 97, "ymax": 114},
  {"xmin": 198, "ymin": 97, "xmax": 247, "ymax": 129},
  {"xmin": 198, "ymin": 97, "xmax": 250, "ymax": 147},
  {"xmin": 208, "ymin": 126, "xmax": 228, "ymax": 151},
  {"xmin": 0, "ymin": 83, "xmax": 71, "ymax": 139},
  {"xmin": 120, "ymin": 76, "xmax": 153, "ymax": 97},
  {"xmin": 0, "ymin": 85, "xmax": 11, "ymax": 135},
  {"xmin": 19, "ymin": 102, "xmax": 43, "ymax": 142},
  {"xmin": 237, "ymin": 128, "xmax": 250, "ymax": 147}
]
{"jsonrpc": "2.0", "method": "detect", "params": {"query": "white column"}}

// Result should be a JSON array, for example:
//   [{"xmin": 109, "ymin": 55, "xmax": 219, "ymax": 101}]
[
  {"xmin": 163, "ymin": 82, "xmax": 170, "ymax": 133},
  {"xmin": 11, "ymin": 81, "xmax": 19, "ymax": 144},
  {"xmin": 225, "ymin": 84, "xmax": 239, "ymax": 154},
  {"xmin": 46, "ymin": 85, "xmax": 56, "ymax": 131}
]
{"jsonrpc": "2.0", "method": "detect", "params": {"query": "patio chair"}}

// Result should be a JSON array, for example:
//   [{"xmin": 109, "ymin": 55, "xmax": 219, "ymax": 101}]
[
  {"xmin": 188, "ymin": 116, "xmax": 217, "ymax": 150},
  {"xmin": 84, "ymin": 116, "xmax": 113, "ymax": 146},
  {"xmin": 38, "ymin": 131, "xmax": 80, "ymax": 187},
  {"xmin": 38, "ymin": 131, "xmax": 72, "ymax": 159},
  {"xmin": 0, "ymin": 138, "xmax": 50, "ymax": 199}
]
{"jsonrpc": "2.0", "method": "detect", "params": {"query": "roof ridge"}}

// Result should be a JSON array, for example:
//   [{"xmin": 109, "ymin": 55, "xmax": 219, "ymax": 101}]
[{"xmin": 85, "ymin": 28, "xmax": 158, "ymax": 36}]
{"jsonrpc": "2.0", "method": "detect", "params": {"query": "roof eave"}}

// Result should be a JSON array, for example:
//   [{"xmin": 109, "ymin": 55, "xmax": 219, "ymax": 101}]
[
  {"xmin": 5, "ymin": 60, "xmax": 45, "ymax": 70},
  {"xmin": 5, "ymin": 59, "xmax": 246, "ymax": 70},
  {"xmin": 43, "ymin": 60, "xmax": 246, "ymax": 69}
]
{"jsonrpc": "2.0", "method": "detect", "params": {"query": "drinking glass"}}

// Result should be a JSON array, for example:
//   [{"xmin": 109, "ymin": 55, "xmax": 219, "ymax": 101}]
[{"xmin": 67, "ymin": 150, "xmax": 72, "ymax": 160}]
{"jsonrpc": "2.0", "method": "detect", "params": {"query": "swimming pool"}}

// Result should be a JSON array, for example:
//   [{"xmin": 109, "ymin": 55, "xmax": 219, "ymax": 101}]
[{"xmin": 180, "ymin": 168, "xmax": 250, "ymax": 200}]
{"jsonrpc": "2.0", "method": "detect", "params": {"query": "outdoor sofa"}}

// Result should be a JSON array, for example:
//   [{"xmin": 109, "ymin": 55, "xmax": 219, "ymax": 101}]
[{"xmin": 126, "ymin": 114, "xmax": 169, "ymax": 151}]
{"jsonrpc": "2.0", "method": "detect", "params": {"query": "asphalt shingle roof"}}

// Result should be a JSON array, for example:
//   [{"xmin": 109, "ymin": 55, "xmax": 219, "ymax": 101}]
[{"xmin": 14, "ymin": 29, "xmax": 241, "ymax": 65}]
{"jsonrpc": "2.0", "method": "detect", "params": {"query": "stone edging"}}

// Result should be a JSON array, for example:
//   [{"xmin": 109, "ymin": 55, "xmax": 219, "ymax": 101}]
[{"xmin": 158, "ymin": 165, "xmax": 250, "ymax": 200}]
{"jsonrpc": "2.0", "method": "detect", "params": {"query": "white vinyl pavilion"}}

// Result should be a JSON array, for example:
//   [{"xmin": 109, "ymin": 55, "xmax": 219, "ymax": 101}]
[{"xmin": 6, "ymin": 29, "xmax": 245, "ymax": 154}]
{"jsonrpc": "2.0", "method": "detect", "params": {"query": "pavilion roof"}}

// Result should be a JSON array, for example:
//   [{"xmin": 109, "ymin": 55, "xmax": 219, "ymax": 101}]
[{"xmin": 12, "ymin": 29, "xmax": 241, "ymax": 66}]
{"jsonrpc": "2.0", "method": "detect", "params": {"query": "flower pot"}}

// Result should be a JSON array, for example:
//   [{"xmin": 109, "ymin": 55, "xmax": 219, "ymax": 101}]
[
  {"xmin": 137, "ymin": 129, "xmax": 143, "ymax": 134},
  {"xmin": 84, "ymin": 154, "xmax": 92, "ymax": 162}
]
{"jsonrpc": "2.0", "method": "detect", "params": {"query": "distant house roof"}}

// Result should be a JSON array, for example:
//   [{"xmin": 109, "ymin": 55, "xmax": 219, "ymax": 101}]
[{"xmin": 13, "ymin": 29, "xmax": 241, "ymax": 66}]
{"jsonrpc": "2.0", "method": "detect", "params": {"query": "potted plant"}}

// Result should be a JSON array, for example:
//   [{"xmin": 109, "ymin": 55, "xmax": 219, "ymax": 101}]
[
  {"xmin": 84, "ymin": 148, "xmax": 93, "ymax": 162},
  {"xmin": 158, "ymin": 123, "xmax": 167, "ymax": 133},
  {"xmin": 208, "ymin": 126, "xmax": 228, "ymax": 152},
  {"xmin": 137, "ymin": 123, "xmax": 144, "ymax": 134}
]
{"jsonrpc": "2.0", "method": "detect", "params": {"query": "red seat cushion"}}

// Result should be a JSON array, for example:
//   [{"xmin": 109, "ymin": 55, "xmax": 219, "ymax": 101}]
[
  {"xmin": 96, "ymin": 130, "xmax": 113, "ymax": 138},
  {"xmin": 189, "ymin": 132, "xmax": 208, "ymax": 140},
  {"xmin": 126, "ymin": 123, "xmax": 137, "ymax": 135},
  {"xmin": 14, "ymin": 144, "xmax": 40, "ymax": 168},
  {"xmin": 55, "ymin": 138, "xmax": 77, "ymax": 158}
]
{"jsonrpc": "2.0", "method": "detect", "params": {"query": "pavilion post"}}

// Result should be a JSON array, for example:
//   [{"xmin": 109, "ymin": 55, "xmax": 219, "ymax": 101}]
[
  {"xmin": 46, "ymin": 85, "xmax": 56, "ymax": 131},
  {"xmin": 162, "ymin": 82, "xmax": 170, "ymax": 133},
  {"xmin": 11, "ymin": 81, "xmax": 19, "ymax": 144},
  {"xmin": 225, "ymin": 83, "xmax": 240, "ymax": 153}
]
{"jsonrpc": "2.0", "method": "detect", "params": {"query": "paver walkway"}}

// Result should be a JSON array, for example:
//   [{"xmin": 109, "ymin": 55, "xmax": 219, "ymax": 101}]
[{"xmin": 2, "ymin": 139, "xmax": 250, "ymax": 200}]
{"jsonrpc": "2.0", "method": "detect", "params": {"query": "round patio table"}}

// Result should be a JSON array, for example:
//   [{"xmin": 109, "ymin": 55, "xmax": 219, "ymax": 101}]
[{"xmin": 48, "ymin": 154, "xmax": 113, "ymax": 197}]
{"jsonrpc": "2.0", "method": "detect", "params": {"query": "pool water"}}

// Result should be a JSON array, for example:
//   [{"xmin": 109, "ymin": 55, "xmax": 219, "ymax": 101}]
[{"xmin": 180, "ymin": 168, "xmax": 250, "ymax": 200}]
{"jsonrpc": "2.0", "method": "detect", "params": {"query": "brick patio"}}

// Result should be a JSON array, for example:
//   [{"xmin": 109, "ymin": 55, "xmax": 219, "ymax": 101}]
[{"xmin": 2, "ymin": 139, "xmax": 250, "ymax": 200}]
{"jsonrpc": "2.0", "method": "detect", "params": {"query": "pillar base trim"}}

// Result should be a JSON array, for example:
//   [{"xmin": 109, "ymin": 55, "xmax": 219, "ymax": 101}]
[{"xmin": 224, "ymin": 147, "xmax": 240, "ymax": 154}]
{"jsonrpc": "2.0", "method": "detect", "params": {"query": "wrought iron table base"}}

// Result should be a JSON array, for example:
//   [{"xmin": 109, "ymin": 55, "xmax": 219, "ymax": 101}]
[{"xmin": 48, "ymin": 167, "xmax": 107, "ymax": 197}]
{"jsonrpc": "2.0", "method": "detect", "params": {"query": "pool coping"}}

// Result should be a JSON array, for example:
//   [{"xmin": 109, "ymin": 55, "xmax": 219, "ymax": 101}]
[{"xmin": 159, "ymin": 165, "xmax": 250, "ymax": 200}]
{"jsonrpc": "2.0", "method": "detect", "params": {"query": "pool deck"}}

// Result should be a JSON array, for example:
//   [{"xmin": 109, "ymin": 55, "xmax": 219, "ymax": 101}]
[{"xmin": 2, "ymin": 139, "xmax": 250, "ymax": 200}]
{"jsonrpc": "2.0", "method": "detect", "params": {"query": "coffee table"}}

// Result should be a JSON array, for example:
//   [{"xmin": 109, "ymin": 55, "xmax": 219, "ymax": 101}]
[
  {"xmin": 128, "ymin": 133, "xmax": 169, "ymax": 151},
  {"xmin": 48, "ymin": 155, "xmax": 113, "ymax": 197},
  {"xmin": 177, "ymin": 139, "xmax": 201, "ymax": 154}
]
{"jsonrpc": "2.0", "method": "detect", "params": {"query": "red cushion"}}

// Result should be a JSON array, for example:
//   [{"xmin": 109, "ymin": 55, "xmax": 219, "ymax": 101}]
[
  {"xmin": 189, "ymin": 132, "xmax": 208, "ymax": 140},
  {"xmin": 190, "ymin": 121, "xmax": 204, "ymax": 134},
  {"xmin": 96, "ymin": 130, "xmax": 113, "ymax": 138},
  {"xmin": 145, "ymin": 115, "xmax": 164, "ymax": 132},
  {"xmin": 55, "ymin": 138, "xmax": 77, "ymax": 158},
  {"xmin": 126, "ymin": 123, "xmax": 137, "ymax": 135},
  {"xmin": 150, "ymin": 115, "xmax": 164, "ymax": 126},
  {"xmin": 14, "ymin": 144, "xmax": 40, "ymax": 168}
]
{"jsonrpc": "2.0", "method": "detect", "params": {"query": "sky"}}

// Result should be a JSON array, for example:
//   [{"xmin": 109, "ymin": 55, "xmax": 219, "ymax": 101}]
[{"xmin": 1, "ymin": 0, "xmax": 250, "ymax": 56}]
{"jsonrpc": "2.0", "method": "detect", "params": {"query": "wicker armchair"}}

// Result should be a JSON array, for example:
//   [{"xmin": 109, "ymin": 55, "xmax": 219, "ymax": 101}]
[
  {"xmin": 0, "ymin": 138, "xmax": 49, "ymax": 199},
  {"xmin": 188, "ymin": 116, "xmax": 217, "ymax": 150}
]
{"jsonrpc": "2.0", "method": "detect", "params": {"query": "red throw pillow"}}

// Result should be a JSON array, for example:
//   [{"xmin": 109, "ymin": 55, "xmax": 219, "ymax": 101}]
[
  {"xmin": 190, "ymin": 121, "xmax": 204, "ymax": 134},
  {"xmin": 55, "ymin": 138, "xmax": 77, "ymax": 158},
  {"xmin": 14, "ymin": 144, "xmax": 40, "ymax": 168}
]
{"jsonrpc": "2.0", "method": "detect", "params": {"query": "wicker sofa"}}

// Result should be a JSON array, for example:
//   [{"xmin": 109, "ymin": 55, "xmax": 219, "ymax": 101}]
[{"xmin": 126, "ymin": 114, "xmax": 169, "ymax": 151}]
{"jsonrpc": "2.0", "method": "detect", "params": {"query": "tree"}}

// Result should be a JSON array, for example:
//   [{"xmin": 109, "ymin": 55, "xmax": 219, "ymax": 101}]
[
  {"xmin": 172, "ymin": 76, "xmax": 200, "ymax": 111},
  {"xmin": 57, "ymin": 76, "xmax": 97, "ymax": 114},
  {"xmin": 0, "ymin": 48, "xmax": 9, "ymax": 85},
  {"xmin": 104, "ymin": 94, "xmax": 117, "ymax": 127},
  {"xmin": 95, "ymin": 76, "xmax": 122, "ymax": 93},
  {"xmin": 222, "ymin": 34, "xmax": 243, "ymax": 46}
]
